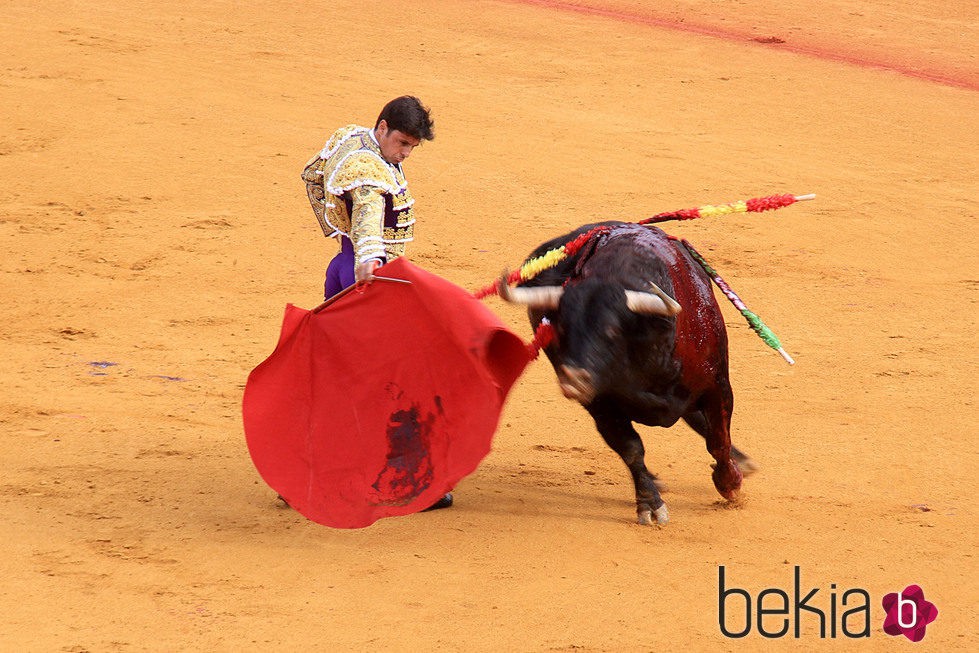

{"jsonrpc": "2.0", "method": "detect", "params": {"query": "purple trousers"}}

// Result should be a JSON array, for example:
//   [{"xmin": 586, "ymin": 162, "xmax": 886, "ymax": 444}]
[{"xmin": 324, "ymin": 236, "xmax": 356, "ymax": 299}]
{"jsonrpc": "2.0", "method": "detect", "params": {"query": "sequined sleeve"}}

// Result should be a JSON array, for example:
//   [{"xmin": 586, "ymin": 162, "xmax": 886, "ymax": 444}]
[{"xmin": 349, "ymin": 185, "xmax": 387, "ymax": 266}]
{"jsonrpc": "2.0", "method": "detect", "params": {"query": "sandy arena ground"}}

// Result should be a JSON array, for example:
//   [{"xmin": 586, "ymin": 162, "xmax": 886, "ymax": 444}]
[{"xmin": 1, "ymin": 1, "xmax": 976, "ymax": 650}]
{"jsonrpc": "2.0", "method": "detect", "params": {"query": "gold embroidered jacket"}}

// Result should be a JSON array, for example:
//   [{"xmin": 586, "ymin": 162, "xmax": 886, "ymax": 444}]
[{"xmin": 302, "ymin": 125, "xmax": 415, "ymax": 266}]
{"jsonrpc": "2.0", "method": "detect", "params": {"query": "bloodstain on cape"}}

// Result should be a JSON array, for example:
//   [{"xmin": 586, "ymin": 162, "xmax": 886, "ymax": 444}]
[{"xmin": 243, "ymin": 258, "xmax": 532, "ymax": 528}]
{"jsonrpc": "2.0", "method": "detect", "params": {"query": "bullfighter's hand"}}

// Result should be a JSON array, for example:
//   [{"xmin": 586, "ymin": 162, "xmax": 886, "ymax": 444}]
[{"xmin": 355, "ymin": 259, "xmax": 382, "ymax": 285}]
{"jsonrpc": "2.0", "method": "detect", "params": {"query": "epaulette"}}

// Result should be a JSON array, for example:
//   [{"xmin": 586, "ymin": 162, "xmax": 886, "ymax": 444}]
[
  {"xmin": 319, "ymin": 124, "xmax": 366, "ymax": 159},
  {"xmin": 326, "ymin": 149, "xmax": 404, "ymax": 196}
]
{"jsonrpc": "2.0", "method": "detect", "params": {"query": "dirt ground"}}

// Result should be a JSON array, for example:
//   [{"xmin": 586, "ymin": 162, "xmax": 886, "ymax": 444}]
[{"xmin": 2, "ymin": 1, "xmax": 976, "ymax": 650}]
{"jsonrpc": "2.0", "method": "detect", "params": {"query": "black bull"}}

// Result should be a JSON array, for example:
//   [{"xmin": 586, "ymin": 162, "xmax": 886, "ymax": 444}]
[{"xmin": 500, "ymin": 222, "xmax": 757, "ymax": 525}]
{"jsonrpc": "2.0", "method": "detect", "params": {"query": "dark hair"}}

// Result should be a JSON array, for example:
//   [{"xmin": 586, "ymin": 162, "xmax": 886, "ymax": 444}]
[{"xmin": 375, "ymin": 96, "xmax": 435, "ymax": 141}]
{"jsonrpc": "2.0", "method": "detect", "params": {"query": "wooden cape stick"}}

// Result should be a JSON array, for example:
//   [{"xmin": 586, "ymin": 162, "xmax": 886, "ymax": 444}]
[{"xmin": 311, "ymin": 276, "xmax": 412, "ymax": 314}]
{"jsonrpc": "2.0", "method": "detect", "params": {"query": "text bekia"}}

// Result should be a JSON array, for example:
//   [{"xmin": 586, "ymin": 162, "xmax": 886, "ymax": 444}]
[{"xmin": 717, "ymin": 566, "xmax": 871, "ymax": 639}]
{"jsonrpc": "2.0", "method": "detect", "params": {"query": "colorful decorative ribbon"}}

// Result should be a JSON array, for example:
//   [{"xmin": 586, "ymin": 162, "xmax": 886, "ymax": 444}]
[
  {"xmin": 471, "ymin": 225, "xmax": 611, "ymax": 299},
  {"xmin": 680, "ymin": 239, "xmax": 795, "ymax": 365},
  {"xmin": 640, "ymin": 193, "xmax": 814, "ymax": 224},
  {"xmin": 471, "ymin": 191, "xmax": 809, "ymax": 364},
  {"xmin": 527, "ymin": 318, "xmax": 555, "ymax": 358}
]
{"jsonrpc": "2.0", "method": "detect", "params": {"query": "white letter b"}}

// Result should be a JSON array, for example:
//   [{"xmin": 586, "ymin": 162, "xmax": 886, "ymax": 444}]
[{"xmin": 897, "ymin": 594, "xmax": 917, "ymax": 629}]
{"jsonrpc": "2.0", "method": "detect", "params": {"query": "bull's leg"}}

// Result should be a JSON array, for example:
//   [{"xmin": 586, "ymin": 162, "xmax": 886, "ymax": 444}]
[
  {"xmin": 682, "ymin": 391, "xmax": 743, "ymax": 501},
  {"xmin": 591, "ymin": 407, "xmax": 668, "ymax": 525},
  {"xmin": 682, "ymin": 411, "xmax": 759, "ymax": 475}
]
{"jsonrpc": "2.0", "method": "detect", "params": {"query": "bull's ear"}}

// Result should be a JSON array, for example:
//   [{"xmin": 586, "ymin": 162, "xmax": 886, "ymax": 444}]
[{"xmin": 624, "ymin": 282, "xmax": 681, "ymax": 316}]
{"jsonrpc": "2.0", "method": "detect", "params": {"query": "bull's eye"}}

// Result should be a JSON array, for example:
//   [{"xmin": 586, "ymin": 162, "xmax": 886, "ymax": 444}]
[{"xmin": 604, "ymin": 324, "xmax": 621, "ymax": 340}]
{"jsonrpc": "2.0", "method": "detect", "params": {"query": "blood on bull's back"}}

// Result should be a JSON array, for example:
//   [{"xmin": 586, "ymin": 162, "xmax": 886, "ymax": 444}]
[{"xmin": 658, "ymin": 233, "xmax": 731, "ymax": 395}]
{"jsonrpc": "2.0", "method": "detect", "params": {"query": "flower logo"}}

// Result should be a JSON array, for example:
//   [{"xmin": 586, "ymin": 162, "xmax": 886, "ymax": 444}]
[{"xmin": 882, "ymin": 585, "xmax": 938, "ymax": 642}]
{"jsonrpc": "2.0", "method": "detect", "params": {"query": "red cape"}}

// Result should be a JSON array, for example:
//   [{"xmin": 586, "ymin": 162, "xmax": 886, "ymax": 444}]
[{"xmin": 243, "ymin": 258, "xmax": 531, "ymax": 528}]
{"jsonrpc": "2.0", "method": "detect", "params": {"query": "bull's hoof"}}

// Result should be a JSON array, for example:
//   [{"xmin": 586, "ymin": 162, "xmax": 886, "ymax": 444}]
[
  {"xmin": 718, "ymin": 487, "xmax": 741, "ymax": 502},
  {"xmin": 637, "ymin": 504, "xmax": 669, "ymax": 526},
  {"xmin": 737, "ymin": 458, "xmax": 760, "ymax": 475},
  {"xmin": 712, "ymin": 459, "xmax": 743, "ymax": 500}
]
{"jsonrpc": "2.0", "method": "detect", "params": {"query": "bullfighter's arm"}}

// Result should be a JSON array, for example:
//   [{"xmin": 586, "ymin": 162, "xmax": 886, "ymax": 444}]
[{"xmin": 349, "ymin": 185, "xmax": 387, "ymax": 268}]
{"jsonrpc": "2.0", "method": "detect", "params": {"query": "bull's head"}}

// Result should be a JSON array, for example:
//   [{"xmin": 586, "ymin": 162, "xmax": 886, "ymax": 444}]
[
  {"xmin": 497, "ymin": 277, "xmax": 681, "ymax": 316},
  {"xmin": 498, "ymin": 274, "xmax": 681, "ymax": 404}
]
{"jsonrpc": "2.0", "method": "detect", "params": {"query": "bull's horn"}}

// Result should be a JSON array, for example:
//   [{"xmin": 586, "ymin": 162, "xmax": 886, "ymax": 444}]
[
  {"xmin": 497, "ymin": 272, "xmax": 564, "ymax": 309},
  {"xmin": 624, "ymin": 282, "xmax": 682, "ymax": 316}
]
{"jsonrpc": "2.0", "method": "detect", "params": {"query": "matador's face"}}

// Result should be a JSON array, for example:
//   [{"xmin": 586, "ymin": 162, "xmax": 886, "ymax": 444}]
[{"xmin": 375, "ymin": 120, "xmax": 421, "ymax": 165}]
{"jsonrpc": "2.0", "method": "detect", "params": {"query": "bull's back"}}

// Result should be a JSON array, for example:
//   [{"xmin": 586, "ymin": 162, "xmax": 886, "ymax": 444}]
[{"xmin": 521, "ymin": 221, "xmax": 627, "ymax": 288}]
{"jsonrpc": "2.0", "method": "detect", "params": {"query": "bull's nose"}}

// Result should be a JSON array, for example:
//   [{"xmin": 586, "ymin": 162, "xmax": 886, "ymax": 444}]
[{"xmin": 557, "ymin": 365, "xmax": 594, "ymax": 403}]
